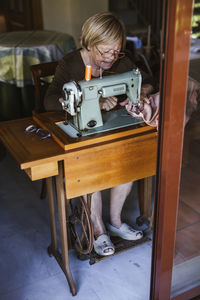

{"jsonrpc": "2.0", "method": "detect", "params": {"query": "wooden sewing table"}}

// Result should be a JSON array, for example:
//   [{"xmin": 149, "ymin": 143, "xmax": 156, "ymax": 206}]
[{"xmin": 0, "ymin": 112, "xmax": 157, "ymax": 296}]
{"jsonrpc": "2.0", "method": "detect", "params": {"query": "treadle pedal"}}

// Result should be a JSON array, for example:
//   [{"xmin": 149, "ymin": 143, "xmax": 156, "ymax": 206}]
[
  {"xmin": 76, "ymin": 234, "xmax": 151, "ymax": 265},
  {"xmin": 110, "ymin": 235, "xmax": 151, "ymax": 253}
]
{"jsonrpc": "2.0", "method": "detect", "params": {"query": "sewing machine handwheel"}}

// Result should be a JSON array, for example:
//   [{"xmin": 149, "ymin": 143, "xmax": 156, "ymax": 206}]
[{"xmin": 69, "ymin": 195, "xmax": 93, "ymax": 255}]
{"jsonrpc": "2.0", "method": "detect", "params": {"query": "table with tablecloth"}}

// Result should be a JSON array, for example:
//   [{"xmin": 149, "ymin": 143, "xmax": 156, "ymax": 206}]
[{"xmin": 0, "ymin": 30, "xmax": 76, "ymax": 120}]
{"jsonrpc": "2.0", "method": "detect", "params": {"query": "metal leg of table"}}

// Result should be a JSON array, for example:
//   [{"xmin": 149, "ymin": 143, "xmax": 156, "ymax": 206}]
[
  {"xmin": 46, "ymin": 177, "xmax": 58, "ymax": 251},
  {"xmin": 55, "ymin": 161, "xmax": 76, "ymax": 296},
  {"xmin": 137, "ymin": 177, "xmax": 153, "ymax": 227}
]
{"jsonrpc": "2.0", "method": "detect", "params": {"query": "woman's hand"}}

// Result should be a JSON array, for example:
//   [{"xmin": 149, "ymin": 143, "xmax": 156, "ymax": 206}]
[
  {"xmin": 100, "ymin": 96, "xmax": 118, "ymax": 111},
  {"xmin": 120, "ymin": 92, "xmax": 160, "ymax": 130}
]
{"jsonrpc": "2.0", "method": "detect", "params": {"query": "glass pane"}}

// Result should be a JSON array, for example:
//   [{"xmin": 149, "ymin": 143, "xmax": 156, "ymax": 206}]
[{"xmin": 171, "ymin": 1, "xmax": 200, "ymax": 297}]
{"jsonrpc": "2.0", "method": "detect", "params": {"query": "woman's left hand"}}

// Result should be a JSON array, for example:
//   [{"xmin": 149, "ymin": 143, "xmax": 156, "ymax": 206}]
[{"xmin": 100, "ymin": 96, "xmax": 118, "ymax": 111}]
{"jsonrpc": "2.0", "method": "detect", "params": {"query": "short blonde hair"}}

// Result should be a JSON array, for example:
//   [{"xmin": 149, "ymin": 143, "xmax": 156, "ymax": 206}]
[{"xmin": 80, "ymin": 12, "xmax": 126, "ymax": 50}]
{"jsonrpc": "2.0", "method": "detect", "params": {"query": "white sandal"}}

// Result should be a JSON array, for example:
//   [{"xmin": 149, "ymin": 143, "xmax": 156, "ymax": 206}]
[
  {"xmin": 93, "ymin": 234, "xmax": 115, "ymax": 256},
  {"xmin": 107, "ymin": 223, "xmax": 143, "ymax": 241}
]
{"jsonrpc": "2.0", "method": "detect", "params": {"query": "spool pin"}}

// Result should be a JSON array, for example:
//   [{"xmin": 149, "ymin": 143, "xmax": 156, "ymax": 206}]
[{"xmin": 85, "ymin": 64, "xmax": 91, "ymax": 81}]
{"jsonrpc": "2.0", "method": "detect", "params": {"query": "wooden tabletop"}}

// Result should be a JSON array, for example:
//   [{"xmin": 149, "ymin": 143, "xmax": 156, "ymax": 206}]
[
  {"xmin": 0, "ymin": 116, "xmax": 66, "ymax": 169},
  {"xmin": 0, "ymin": 112, "xmax": 157, "ymax": 183}
]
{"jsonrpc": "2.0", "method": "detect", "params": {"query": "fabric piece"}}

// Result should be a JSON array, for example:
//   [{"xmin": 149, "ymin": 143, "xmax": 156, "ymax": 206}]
[{"xmin": 124, "ymin": 76, "xmax": 200, "ymax": 129}]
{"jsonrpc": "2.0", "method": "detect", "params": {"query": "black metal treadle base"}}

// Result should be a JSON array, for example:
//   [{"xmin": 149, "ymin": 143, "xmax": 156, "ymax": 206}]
[{"xmin": 77, "ymin": 234, "xmax": 151, "ymax": 265}]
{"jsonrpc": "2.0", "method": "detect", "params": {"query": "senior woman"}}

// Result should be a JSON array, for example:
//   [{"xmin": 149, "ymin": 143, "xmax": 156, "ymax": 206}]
[{"xmin": 44, "ymin": 12, "xmax": 152, "ymax": 257}]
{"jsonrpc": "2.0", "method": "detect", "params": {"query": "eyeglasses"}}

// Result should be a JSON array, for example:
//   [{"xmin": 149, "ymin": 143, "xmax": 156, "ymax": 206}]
[
  {"xmin": 25, "ymin": 124, "xmax": 51, "ymax": 140},
  {"xmin": 96, "ymin": 46, "xmax": 125, "ymax": 59}
]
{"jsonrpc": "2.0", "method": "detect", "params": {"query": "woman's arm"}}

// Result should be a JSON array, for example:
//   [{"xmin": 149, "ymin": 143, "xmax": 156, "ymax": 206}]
[{"xmin": 44, "ymin": 50, "xmax": 85, "ymax": 112}]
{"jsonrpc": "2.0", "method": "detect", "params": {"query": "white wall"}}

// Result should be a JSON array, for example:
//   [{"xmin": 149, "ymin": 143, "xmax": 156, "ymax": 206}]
[{"xmin": 41, "ymin": 0, "xmax": 108, "ymax": 47}]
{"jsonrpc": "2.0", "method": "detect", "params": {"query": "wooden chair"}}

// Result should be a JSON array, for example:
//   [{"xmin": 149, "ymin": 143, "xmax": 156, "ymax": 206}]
[
  {"xmin": 0, "ymin": 15, "xmax": 7, "ymax": 33},
  {"xmin": 30, "ymin": 61, "xmax": 58, "ymax": 198},
  {"xmin": 30, "ymin": 60, "xmax": 58, "ymax": 113}
]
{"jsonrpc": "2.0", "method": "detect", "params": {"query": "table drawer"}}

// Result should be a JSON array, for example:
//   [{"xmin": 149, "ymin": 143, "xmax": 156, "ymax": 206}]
[
  {"xmin": 25, "ymin": 161, "xmax": 58, "ymax": 180},
  {"xmin": 64, "ymin": 131, "xmax": 157, "ymax": 198}
]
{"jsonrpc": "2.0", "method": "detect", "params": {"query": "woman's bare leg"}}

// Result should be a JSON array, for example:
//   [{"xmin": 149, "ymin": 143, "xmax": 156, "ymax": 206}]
[
  {"xmin": 89, "ymin": 192, "xmax": 114, "ymax": 255},
  {"xmin": 89, "ymin": 191, "xmax": 107, "ymax": 238},
  {"xmin": 110, "ymin": 182, "xmax": 134, "ymax": 228}
]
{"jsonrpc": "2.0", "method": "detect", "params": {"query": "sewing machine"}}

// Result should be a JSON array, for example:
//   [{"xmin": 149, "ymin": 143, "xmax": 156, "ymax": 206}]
[{"xmin": 59, "ymin": 69, "xmax": 143, "ymax": 137}]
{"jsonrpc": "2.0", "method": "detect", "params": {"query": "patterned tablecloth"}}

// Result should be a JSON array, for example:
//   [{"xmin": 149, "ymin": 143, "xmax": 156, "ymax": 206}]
[{"xmin": 0, "ymin": 30, "xmax": 76, "ymax": 87}]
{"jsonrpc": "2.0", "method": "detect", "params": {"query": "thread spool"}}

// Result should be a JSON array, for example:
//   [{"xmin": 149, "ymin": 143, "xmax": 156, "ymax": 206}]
[{"xmin": 85, "ymin": 64, "xmax": 91, "ymax": 81}]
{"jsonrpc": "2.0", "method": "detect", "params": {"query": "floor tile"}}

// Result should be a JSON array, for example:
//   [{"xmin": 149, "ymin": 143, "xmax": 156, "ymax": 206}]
[
  {"xmin": 173, "ymin": 252, "xmax": 185, "ymax": 265},
  {"xmin": 175, "ymin": 223, "xmax": 200, "ymax": 259},
  {"xmin": 171, "ymin": 256, "xmax": 200, "ymax": 298},
  {"xmin": 177, "ymin": 201, "xmax": 200, "ymax": 230}
]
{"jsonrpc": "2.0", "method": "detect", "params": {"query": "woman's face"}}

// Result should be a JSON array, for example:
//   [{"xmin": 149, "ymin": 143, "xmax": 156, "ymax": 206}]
[{"xmin": 89, "ymin": 41, "xmax": 121, "ymax": 70}]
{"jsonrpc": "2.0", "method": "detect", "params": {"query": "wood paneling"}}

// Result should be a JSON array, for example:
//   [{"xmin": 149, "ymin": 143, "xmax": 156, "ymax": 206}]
[{"xmin": 0, "ymin": 0, "xmax": 43, "ymax": 31}]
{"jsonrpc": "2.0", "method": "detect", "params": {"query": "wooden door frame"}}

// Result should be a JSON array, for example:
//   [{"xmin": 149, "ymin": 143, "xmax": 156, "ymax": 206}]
[{"xmin": 150, "ymin": 0, "xmax": 200, "ymax": 299}]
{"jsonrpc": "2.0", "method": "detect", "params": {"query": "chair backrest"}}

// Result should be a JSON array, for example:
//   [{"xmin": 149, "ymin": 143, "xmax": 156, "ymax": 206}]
[
  {"xmin": 0, "ymin": 15, "xmax": 7, "ymax": 33},
  {"xmin": 30, "ymin": 61, "xmax": 58, "ymax": 113}
]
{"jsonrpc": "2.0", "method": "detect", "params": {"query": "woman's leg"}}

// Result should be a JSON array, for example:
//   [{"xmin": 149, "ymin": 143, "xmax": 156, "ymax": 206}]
[
  {"xmin": 90, "ymin": 191, "xmax": 114, "ymax": 255},
  {"xmin": 90, "ymin": 191, "xmax": 106, "ymax": 238},
  {"xmin": 110, "ymin": 182, "xmax": 133, "ymax": 228},
  {"xmin": 108, "ymin": 181, "xmax": 143, "ymax": 240}
]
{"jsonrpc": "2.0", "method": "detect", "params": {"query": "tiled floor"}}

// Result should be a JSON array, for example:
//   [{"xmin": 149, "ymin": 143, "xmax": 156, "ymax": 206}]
[
  {"xmin": 0, "ymin": 145, "xmax": 152, "ymax": 300},
  {"xmin": 171, "ymin": 126, "xmax": 200, "ymax": 298},
  {"xmin": 174, "ymin": 137, "xmax": 200, "ymax": 265}
]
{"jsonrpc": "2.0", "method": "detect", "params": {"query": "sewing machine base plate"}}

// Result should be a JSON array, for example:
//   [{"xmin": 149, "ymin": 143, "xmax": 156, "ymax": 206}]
[
  {"xmin": 77, "ymin": 234, "xmax": 151, "ymax": 265},
  {"xmin": 57, "ymin": 108, "xmax": 143, "ymax": 138}
]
